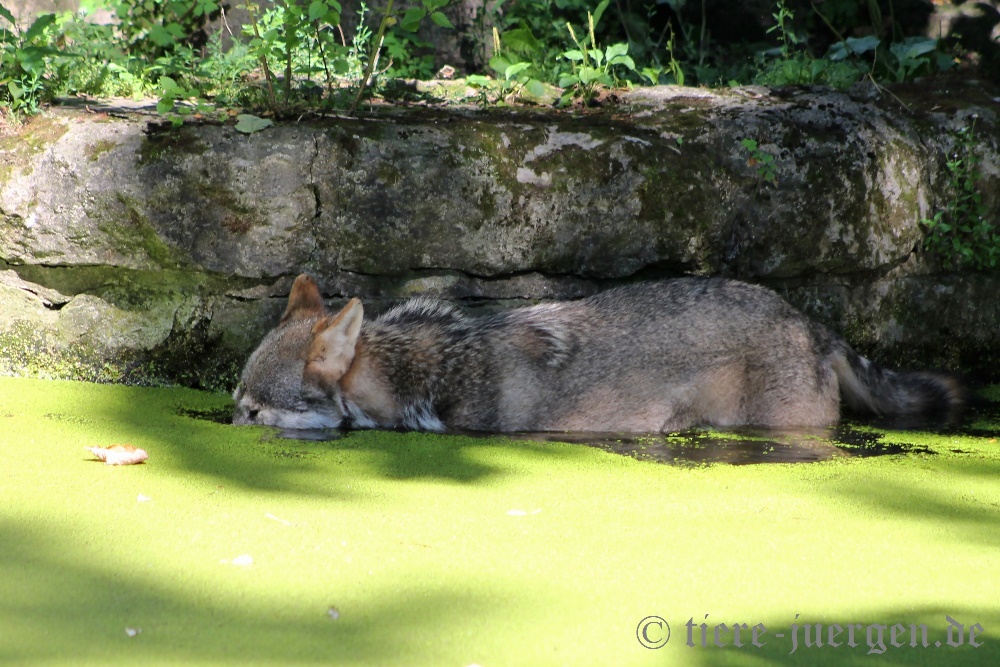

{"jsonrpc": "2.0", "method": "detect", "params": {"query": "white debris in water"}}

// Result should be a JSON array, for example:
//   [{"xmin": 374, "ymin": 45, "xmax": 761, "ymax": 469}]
[{"xmin": 221, "ymin": 554, "xmax": 254, "ymax": 566}]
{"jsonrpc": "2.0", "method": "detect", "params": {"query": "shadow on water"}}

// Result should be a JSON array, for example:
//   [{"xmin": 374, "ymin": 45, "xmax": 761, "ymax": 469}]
[{"xmin": 179, "ymin": 401, "xmax": 1000, "ymax": 466}]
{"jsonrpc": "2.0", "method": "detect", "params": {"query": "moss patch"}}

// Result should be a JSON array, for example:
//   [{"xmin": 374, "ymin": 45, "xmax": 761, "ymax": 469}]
[
  {"xmin": 0, "ymin": 113, "xmax": 69, "ymax": 183},
  {"xmin": 0, "ymin": 264, "xmax": 268, "ymax": 390},
  {"xmin": 137, "ymin": 126, "xmax": 208, "ymax": 166},
  {"xmin": 89, "ymin": 192, "xmax": 188, "ymax": 269},
  {"xmin": 2, "ymin": 376, "xmax": 999, "ymax": 666},
  {"xmin": 85, "ymin": 139, "xmax": 120, "ymax": 162}
]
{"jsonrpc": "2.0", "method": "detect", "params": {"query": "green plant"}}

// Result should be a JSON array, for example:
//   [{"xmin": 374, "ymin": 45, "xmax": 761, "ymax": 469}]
[
  {"xmin": 653, "ymin": 21, "xmax": 684, "ymax": 85},
  {"xmin": 767, "ymin": 0, "xmax": 800, "ymax": 59},
  {"xmin": 195, "ymin": 29, "xmax": 259, "ymax": 106},
  {"xmin": 0, "ymin": 4, "xmax": 75, "ymax": 115},
  {"xmin": 243, "ymin": 0, "xmax": 346, "ymax": 111},
  {"xmin": 754, "ymin": 0, "xmax": 869, "ymax": 88},
  {"xmin": 755, "ymin": 0, "xmax": 950, "ymax": 89},
  {"xmin": 921, "ymin": 121, "xmax": 999, "ymax": 271},
  {"xmin": 49, "ymin": 7, "xmax": 151, "ymax": 100},
  {"xmin": 104, "ymin": 0, "xmax": 221, "ymax": 60},
  {"xmin": 824, "ymin": 33, "xmax": 944, "ymax": 84},
  {"xmin": 155, "ymin": 75, "xmax": 212, "ymax": 125},
  {"xmin": 381, "ymin": 30, "xmax": 434, "ymax": 79},
  {"xmin": 467, "ymin": 25, "xmax": 546, "ymax": 104},
  {"xmin": 741, "ymin": 138, "xmax": 777, "ymax": 186},
  {"xmin": 887, "ymin": 35, "xmax": 941, "ymax": 82},
  {"xmin": 350, "ymin": 0, "xmax": 453, "ymax": 113},
  {"xmin": 557, "ymin": 1, "xmax": 637, "ymax": 106}
]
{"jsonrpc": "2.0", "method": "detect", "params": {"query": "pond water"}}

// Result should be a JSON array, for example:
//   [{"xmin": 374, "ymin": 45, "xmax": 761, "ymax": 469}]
[{"xmin": 180, "ymin": 402, "xmax": 1000, "ymax": 466}]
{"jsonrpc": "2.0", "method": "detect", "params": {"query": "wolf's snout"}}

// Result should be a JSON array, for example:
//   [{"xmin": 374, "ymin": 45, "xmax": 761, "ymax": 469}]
[{"xmin": 232, "ymin": 406, "xmax": 259, "ymax": 425}]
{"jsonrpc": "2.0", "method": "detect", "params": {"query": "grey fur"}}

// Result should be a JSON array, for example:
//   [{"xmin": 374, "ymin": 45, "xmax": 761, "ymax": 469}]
[{"xmin": 234, "ymin": 276, "xmax": 963, "ymax": 433}]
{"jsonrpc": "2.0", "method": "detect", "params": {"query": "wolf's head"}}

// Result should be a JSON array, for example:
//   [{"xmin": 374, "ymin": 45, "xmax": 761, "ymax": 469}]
[{"xmin": 232, "ymin": 275, "xmax": 347, "ymax": 429}]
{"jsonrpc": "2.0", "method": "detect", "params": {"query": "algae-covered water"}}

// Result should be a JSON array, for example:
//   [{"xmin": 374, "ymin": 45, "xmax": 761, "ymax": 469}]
[{"xmin": 2, "ymin": 377, "xmax": 999, "ymax": 666}]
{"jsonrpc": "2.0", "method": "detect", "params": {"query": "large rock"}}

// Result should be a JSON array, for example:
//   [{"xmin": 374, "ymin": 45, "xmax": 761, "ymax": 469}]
[{"xmin": 1, "ymin": 82, "xmax": 998, "ymax": 389}]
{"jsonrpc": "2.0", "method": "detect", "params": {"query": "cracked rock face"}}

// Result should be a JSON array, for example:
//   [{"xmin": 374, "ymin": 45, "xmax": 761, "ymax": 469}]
[{"xmin": 0, "ymin": 85, "xmax": 998, "ymax": 388}]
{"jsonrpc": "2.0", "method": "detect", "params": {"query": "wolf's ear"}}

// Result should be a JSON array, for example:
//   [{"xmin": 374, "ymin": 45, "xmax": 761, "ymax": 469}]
[
  {"xmin": 281, "ymin": 274, "xmax": 326, "ymax": 324},
  {"xmin": 305, "ymin": 298, "xmax": 364, "ymax": 384}
]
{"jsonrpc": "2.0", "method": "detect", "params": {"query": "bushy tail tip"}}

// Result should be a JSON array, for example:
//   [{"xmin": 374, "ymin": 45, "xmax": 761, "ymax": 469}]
[{"xmin": 833, "ymin": 351, "xmax": 965, "ymax": 418}]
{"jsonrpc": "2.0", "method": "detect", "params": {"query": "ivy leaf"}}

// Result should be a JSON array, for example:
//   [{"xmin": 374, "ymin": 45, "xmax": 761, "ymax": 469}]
[
  {"xmin": 149, "ymin": 24, "xmax": 177, "ymax": 47},
  {"xmin": 488, "ymin": 55, "xmax": 512, "ymax": 76},
  {"xmin": 23, "ymin": 13, "xmax": 56, "ymax": 44},
  {"xmin": 502, "ymin": 28, "xmax": 541, "ymax": 55},
  {"xmin": 308, "ymin": 1, "xmax": 328, "ymax": 22},
  {"xmin": 524, "ymin": 79, "xmax": 546, "ymax": 98},
  {"xmin": 235, "ymin": 114, "xmax": 274, "ymax": 134},
  {"xmin": 504, "ymin": 62, "xmax": 531, "ymax": 80},
  {"xmin": 592, "ymin": 0, "xmax": 611, "ymax": 28},
  {"xmin": 400, "ymin": 7, "xmax": 425, "ymax": 32},
  {"xmin": 611, "ymin": 55, "xmax": 636, "ymax": 71},
  {"xmin": 578, "ymin": 67, "xmax": 602, "ymax": 85},
  {"xmin": 430, "ymin": 11, "xmax": 453, "ymax": 29},
  {"xmin": 605, "ymin": 42, "xmax": 629, "ymax": 61}
]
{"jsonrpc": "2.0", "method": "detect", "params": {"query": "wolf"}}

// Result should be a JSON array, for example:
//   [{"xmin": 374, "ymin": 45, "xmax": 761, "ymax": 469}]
[{"xmin": 232, "ymin": 274, "xmax": 963, "ymax": 433}]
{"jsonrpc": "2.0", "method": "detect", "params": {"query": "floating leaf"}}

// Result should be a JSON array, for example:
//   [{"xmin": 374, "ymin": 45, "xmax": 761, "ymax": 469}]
[
  {"xmin": 235, "ymin": 114, "xmax": 274, "ymax": 134},
  {"xmin": 85, "ymin": 445, "xmax": 148, "ymax": 466}
]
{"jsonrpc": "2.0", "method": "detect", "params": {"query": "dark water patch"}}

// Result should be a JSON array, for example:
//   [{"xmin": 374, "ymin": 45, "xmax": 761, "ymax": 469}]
[
  {"xmin": 256, "ymin": 424, "xmax": 932, "ymax": 466},
  {"xmin": 267, "ymin": 447, "xmax": 320, "ymax": 460},
  {"xmin": 188, "ymin": 401, "xmax": 1000, "ymax": 466},
  {"xmin": 270, "ymin": 427, "xmax": 344, "ymax": 442},
  {"xmin": 44, "ymin": 412, "xmax": 91, "ymax": 424},
  {"xmin": 511, "ymin": 424, "xmax": 940, "ymax": 465},
  {"xmin": 176, "ymin": 406, "xmax": 236, "ymax": 424},
  {"xmin": 830, "ymin": 425, "xmax": 934, "ymax": 458},
  {"xmin": 515, "ymin": 428, "xmax": 849, "ymax": 465}
]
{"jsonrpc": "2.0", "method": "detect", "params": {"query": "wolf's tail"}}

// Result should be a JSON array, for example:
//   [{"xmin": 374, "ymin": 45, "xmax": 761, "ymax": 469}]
[{"xmin": 830, "ymin": 344, "xmax": 965, "ymax": 417}]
